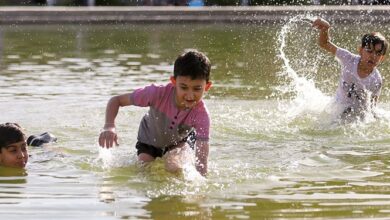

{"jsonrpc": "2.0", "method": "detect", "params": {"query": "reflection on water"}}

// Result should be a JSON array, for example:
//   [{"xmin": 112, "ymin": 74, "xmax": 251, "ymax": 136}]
[{"xmin": 0, "ymin": 20, "xmax": 390, "ymax": 219}]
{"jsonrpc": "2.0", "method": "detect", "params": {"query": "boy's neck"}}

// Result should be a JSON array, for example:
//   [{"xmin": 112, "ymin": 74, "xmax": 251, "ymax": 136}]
[{"xmin": 357, "ymin": 61, "xmax": 374, "ymax": 78}]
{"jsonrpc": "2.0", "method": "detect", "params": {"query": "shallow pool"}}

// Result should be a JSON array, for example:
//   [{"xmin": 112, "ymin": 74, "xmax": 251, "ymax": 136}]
[{"xmin": 1, "ymin": 18, "xmax": 390, "ymax": 219}]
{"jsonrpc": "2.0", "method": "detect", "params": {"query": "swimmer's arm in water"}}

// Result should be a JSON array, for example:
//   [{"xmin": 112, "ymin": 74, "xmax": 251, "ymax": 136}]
[
  {"xmin": 312, "ymin": 18, "xmax": 337, "ymax": 56},
  {"xmin": 99, "ymin": 93, "xmax": 133, "ymax": 148},
  {"xmin": 195, "ymin": 140, "xmax": 209, "ymax": 176}
]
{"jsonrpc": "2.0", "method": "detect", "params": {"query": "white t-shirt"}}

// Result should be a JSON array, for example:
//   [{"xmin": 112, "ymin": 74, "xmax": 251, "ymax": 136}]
[{"xmin": 335, "ymin": 47, "xmax": 382, "ymax": 110}]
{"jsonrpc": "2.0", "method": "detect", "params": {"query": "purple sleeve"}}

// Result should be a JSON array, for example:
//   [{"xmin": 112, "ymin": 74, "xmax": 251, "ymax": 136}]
[
  {"xmin": 130, "ymin": 84, "xmax": 162, "ymax": 107},
  {"xmin": 193, "ymin": 109, "xmax": 210, "ymax": 141}
]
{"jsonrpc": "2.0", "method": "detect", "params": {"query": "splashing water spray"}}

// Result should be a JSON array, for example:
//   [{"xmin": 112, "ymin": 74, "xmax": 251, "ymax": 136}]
[{"xmin": 277, "ymin": 15, "xmax": 332, "ymax": 120}]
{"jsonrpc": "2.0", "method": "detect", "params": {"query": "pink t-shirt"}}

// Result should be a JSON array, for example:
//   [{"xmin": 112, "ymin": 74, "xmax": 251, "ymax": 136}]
[{"xmin": 130, "ymin": 83, "xmax": 210, "ymax": 148}]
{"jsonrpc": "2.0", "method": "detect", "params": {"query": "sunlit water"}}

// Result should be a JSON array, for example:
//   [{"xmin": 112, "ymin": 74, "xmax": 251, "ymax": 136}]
[{"xmin": 1, "ymin": 16, "xmax": 390, "ymax": 219}]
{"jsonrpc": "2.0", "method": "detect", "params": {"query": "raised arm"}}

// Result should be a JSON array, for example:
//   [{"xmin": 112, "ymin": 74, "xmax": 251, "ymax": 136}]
[
  {"xmin": 98, "ymin": 93, "xmax": 133, "ymax": 148},
  {"xmin": 195, "ymin": 140, "xmax": 209, "ymax": 176},
  {"xmin": 312, "ymin": 18, "xmax": 337, "ymax": 55}
]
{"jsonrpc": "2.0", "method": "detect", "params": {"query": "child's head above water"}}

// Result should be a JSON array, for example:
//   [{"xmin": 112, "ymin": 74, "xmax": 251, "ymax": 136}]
[
  {"xmin": 173, "ymin": 50, "xmax": 211, "ymax": 82},
  {"xmin": 171, "ymin": 50, "xmax": 212, "ymax": 110},
  {"xmin": 0, "ymin": 123, "xmax": 28, "ymax": 168},
  {"xmin": 361, "ymin": 32, "xmax": 388, "ymax": 56}
]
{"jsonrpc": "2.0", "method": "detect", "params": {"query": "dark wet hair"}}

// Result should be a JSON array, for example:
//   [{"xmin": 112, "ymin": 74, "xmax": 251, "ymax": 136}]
[
  {"xmin": 361, "ymin": 32, "xmax": 388, "ymax": 56},
  {"xmin": 173, "ymin": 50, "xmax": 211, "ymax": 82},
  {"xmin": 0, "ymin": 123, "xmax": 26, "ymax": 150}
]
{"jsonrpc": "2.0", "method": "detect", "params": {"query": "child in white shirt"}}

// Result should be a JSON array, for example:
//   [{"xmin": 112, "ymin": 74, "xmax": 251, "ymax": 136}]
[{"xmin": 313, "ymin": 17, "xmax": 388, "ymax": 120}]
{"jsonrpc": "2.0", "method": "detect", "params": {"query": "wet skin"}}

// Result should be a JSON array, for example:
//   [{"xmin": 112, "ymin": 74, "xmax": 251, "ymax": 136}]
[{"xmin": 0, "ymin": 141, "xmax": 28, "ymax": 168}]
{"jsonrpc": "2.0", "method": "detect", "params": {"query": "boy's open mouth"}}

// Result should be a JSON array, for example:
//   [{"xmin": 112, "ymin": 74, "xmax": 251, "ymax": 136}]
[{"xmin": 185, "ymin": 100, "xmax": 196, "ymax": 105}]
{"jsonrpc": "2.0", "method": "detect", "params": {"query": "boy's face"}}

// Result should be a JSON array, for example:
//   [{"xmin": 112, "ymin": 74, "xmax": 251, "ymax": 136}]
[
  {"xmin": 171, "ymin": 76, "xmax": 212, "ymax": 110},
  {"xmin": 359, "ymin": 43, "xmax": 385, "ymax": 69},
  {"xmin": 0, "ymin": 140, "xmax": 28, "ymax": 168}
]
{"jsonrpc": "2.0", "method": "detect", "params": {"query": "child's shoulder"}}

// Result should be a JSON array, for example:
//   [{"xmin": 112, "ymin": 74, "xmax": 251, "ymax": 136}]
[
  {"xmin": 372, "ymin": 68, "xmax": 383, "ymax": 81},
  {"xmin": 137, "ymin": 82, "xmax": 173, "ymax": 94},
  {"xmin": 336, "ymin": 47, "xmax": 353, "ymax": 56},
  {"xmin": 336, "ymin": 47, "xmax": 359, "ymax": 62},
  {"xmin": 192, "ymin": 100, "xmax": 210, "ymax": 116},
  {"xmin": 145, "ymin": 82, "xmax": 172, "ymax": 89}
]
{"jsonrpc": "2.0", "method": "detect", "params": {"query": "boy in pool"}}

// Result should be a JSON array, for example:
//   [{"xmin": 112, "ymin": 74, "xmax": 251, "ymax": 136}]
[
  {"xmin": 0, "ymin": 123, "xmax": 56, "ymax": 168},
  {"xmin": 312, "ymin": 17, "xmax": 388, "ymax": 120},
  {"xmin": 98, "ymin": 50, "xmax": 212, "ymax": 176},
  {"xmin": 0, "ymin": 123, "xmax": 28, "ymax": 168}
]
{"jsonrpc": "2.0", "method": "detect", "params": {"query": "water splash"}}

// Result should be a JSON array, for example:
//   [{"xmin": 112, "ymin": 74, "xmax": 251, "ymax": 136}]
[
  {"xmin": 95, "ymin": 143, "xmax": 207, "ymax": 197},
  {"xmin": 277, "ymin": 15, "xmax": 331, "ymax": 123},
  {"xmin": 277, "ymin": 15, "xmax": 332, "ymax": 120},
  {"xmin": 275, "ymin": 15, "xmax": 390, "ymax": 129},
  {"xmin": 151, "ymin": 145, "xmax": 205, "ymax": 183},
  {"xmin": 97, "ymin": 147, "xmax": 135, "ymax": 169}
]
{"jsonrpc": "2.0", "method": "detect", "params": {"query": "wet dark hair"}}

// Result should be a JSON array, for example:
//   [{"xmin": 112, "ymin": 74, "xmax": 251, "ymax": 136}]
[
  {"xmin": 0, "ymin": 123, "xmax": 26, "ymax": 151},
  {"xmin": 173, "ymin": 50, "xmax": 211, "ymax": 82},
  {"xmin": 361, "ymin": 32, "xmax": 388, "ymax": 56}
]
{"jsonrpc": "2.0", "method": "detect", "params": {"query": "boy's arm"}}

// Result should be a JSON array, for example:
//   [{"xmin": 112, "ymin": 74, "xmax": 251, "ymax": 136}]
[
  {"xmin": 99, "ymin": 93, "xmax": 133, "ymax": 148},
  {"xmin": 313, "ymin": 18, "xmax": 337, "ymax": 55},
  {"xmin": 195, "ymin": 140, "xmax": 209, "ymax": 176}
]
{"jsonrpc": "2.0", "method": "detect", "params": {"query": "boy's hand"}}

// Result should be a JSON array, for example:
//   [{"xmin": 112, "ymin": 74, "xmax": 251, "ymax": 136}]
[
  {"xmin": 312, "ymin": 18, "xmax": 331, "ymax": 30},
  {"xmin": 99, "ymin": 127, "xmax": 119, "ymax": 148}
]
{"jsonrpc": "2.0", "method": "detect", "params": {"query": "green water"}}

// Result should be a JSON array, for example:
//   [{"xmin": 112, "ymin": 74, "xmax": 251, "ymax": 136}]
[{"xmin": 1, "ymin": 19, "xmax": 390, "ymax": 219}]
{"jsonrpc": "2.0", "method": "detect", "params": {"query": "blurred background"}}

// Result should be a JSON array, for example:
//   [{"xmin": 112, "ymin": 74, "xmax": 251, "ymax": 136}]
[{"xmin": 0, "ymin": 0, "xmax": 389, "ymax": 7}]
